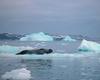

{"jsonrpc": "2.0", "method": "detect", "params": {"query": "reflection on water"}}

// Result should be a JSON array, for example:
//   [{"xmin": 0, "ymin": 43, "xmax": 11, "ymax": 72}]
[
  {"xmin": 80, "ymin": 57, "xmax": 100, "ymax": 80},
  {"xmin": 21, "ymin": 59, "xmax": 52, "ymax": 80},
  {"xmin": 21, "ymin": 59, "xmax": 52, "ymax": 69}
]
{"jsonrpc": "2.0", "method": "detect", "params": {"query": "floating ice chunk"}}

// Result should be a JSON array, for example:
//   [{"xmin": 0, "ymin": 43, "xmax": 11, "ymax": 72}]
[
  {"xmin": 0, "ymin": 45, "xmax": 20, "ymax": 53},
  {"xmin": 1, "ymin": 68, "xmax": 31, "ymax": 80},
  {"xmin": 78, "ymin": 39, "xmax": 100, "ymax": 53},
  {"xmin": 63, "ymin": 36, "xmax": 76, "ymax": 42},
  {"xmin": 20, "ymin": 32, "xmax": 53, "ymax": 41},
  {"xmin": 0, "ymin": 45, "xmax": 33, "ymax": 53}
]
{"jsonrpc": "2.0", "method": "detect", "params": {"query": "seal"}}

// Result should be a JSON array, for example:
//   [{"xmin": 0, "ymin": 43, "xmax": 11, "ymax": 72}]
[{"xmin": 16, "ymin": 48, "xmax": 53, "ymax": 55}]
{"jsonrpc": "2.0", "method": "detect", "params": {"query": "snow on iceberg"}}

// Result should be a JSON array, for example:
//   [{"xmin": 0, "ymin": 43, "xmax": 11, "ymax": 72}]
[
  {"xmin": 20, "ymin": 32, "xmax": 53, "ymax": 41},
  {"xmin": 1, "ymin": 68, "xmax": 31, "ymax": 80},
  {"xmin": 78, "ymin": 39, "xmax": 100, "ymax": 53},
  {"xmin": 0, "ymin": 45, "xmax": 33, "ymax": 53},
  {"xmin": 63, "ymin": 36, "xmax": 76, "ymax": 42}
]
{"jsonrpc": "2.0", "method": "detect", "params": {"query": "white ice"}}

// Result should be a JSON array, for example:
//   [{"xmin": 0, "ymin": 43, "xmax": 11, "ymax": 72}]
[
  {"xmin": 0, "ymin": 45, "xmax": 33, "ymax": 53},
  {"xmin": 63, "ymin": 36, "xmax": 76, "ymax": 42},
  {"xmin": 1, "ymin": 68, "xmax": 31, "ymax": 80},
  {"xmin": 20, "ymin": 32, "xmax": 53, "ymax": 41},
  {"xmin": 78, "ymin": 39, "xmax": 100, "ymax": 53}
]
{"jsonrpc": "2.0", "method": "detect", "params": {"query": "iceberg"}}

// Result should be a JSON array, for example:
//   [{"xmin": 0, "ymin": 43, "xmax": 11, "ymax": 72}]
[
  {"xmin": 0, "ymin": 45, "xmax": 33, "ymax": 53},
  {"xmin": 1, "ymin": 68, "xmax": 31, "ymax": 80},
  {"xmin": 63, "ymin": 36, "xmax": 76, "ymax": 42},
  {"xmin": 78, "ymin": 39, "xmax": 100, "ymax": 53},
  {"xmin": 20, "ymin": 32, "xmax": 53, "ymax": 41}
]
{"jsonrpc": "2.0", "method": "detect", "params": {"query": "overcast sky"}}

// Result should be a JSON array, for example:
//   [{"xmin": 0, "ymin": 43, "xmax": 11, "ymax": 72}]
[{"xmin": 0, "ymin": 0, "xmax": 100, "ymax": 37}]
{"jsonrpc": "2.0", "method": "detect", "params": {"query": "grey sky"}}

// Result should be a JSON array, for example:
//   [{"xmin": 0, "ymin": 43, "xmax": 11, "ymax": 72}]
[{"xmin": 0, "ymin": 0, "xmax": 100, "ymax": 37}]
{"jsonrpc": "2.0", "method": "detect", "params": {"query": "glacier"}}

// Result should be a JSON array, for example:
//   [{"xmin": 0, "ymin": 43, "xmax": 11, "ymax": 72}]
[
  {"xmin": 78, "ymin": 39, "xmax": 100, "ymax": 53},
  {"xmin": 1, "ymin": 68, "xmax": 31, "ymax": 80},
  {"xmin": 20, "ymin": 32, "xmax": 53, "ymax": 41},
  {"xmin": 63, "ymin": 36, "xmax": 76, "ymax": 42}
]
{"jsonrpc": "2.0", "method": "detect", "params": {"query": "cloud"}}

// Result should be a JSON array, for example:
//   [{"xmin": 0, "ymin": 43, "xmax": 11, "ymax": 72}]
[
  {"xmin": 0, "ymin": 0, "xmax": 99, "ymax": 18},
  {"xmin": 0, "ymin": 0, "xmax": 100, "ymax": 37}
]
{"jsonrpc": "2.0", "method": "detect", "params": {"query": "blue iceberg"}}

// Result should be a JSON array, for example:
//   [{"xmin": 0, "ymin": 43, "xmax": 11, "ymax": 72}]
[
  {"xmin": 20, "ymin": 32, "xmax": 53, "ymax": 41},
  {"xmin": 78, "ymin": 39, "xmax": 100, "ymax": 53},
  {"xmin": 63, "ymin": 36, "xmax": 76, "ymax": 42}
]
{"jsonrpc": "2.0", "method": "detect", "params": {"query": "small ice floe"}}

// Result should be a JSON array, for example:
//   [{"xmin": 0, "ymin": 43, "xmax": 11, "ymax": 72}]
[
  {"xmin": 78, "ymin": 39, "xmax": 100, "ymax": 53},
  {"xmin": 0, "ymin": 45, "xmax": 33, "ymax": 53},
  {"xmin": 63, "ymin": 36, "xmax": 76, "ymax": 42},
  {"xmin": 1, "ymin": 68, "xmax": 31, "ymax": 80},
  {"xmin": 20, "ymin": 32, "xmax": 53, "ymax": 41}
]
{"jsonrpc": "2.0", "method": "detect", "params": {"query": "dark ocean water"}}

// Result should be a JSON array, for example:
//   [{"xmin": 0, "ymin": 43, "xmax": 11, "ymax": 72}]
[{"xmin": 0, "ymin": 41, "xmax": 100, "ymax": 80}]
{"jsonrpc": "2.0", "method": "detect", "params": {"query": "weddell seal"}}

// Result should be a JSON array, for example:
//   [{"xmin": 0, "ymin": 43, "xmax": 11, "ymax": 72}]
[{"xmin": 16, "ymin": 48, "xmax": 53, "ymax": 55}]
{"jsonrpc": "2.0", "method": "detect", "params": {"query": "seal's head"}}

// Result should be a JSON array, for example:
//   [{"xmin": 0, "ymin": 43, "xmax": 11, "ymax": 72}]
[{"xmin": 46, "ymin": 49, "xmax": 53, "ymax": 54}]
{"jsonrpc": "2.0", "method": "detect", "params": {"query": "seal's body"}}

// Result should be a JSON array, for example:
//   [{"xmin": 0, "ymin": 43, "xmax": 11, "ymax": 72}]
[{"xmin": 16, "ymin": 48, "xmax": 53, "ymax": 55}]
